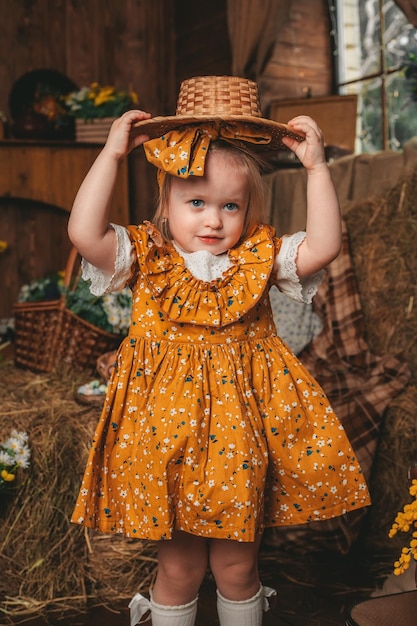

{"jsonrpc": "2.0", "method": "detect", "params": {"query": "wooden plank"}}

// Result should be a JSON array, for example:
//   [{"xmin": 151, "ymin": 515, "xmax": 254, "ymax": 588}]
[
  {"xmin": 65, "ymin": 0, "xmax": 100, "ymax": 87},
  {"xmin": 269, "ymin": 95, "xmax": 358, "ymax": 151},
  {"xmin": 0, "ymin": 142, "xmax": 129, "ymax": 222},
  {"xmin": 44, "ymin": 0, "xmax": 68, "ymax": 69},
  {"xmin": 262, "ymin": 0, "xmax": 332, "ymax": 108}
]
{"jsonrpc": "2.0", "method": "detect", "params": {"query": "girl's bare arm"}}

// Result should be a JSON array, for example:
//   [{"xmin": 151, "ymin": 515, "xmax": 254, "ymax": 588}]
[
  {"xmin": 282, "ymin": 116, "xmax": 341, "ymax": 278},
  {"xmin": 68, "ymin": 110, "xmax": 150, "ymax": 274}
]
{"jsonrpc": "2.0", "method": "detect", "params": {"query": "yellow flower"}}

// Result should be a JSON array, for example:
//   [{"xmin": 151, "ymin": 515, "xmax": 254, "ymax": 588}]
[
  {"xmin": 95, "ymin": 86, "xmax": 116, "ymax": 107},
  {"xmin": 390, "ymin": 479, "xmax": 417, "ymax": 574},
  {"xmin": 64, "ymin": 82, "xmax": 138, "ymax": 120},
  {"xmin": 1, "ymin": 469, "xmax": 15, "ymax": 482},
  {"xmin": 0, "ymin": 240, "xmax": 7, "ymax": 253}
]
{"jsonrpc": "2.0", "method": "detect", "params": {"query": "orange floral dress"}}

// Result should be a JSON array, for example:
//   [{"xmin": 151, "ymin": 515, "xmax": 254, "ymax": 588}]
[{"xmin": 72, "ymin": 223, "xmax": 370, "ymax": 542}]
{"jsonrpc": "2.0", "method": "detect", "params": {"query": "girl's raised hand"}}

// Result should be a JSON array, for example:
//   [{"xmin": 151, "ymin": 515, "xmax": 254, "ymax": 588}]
[
  {"xmin": 104, "ymin": 109, "xmax": 152, "ymax": 159},
  {"xmin": 281, "ymin": 116, "xmax": 326, "ymax": 172}
]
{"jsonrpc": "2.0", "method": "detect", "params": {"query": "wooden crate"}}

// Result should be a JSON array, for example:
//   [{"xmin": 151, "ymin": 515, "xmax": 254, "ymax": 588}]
[{"xmin": 269, "ymin": 94, "xmax": 358, "ymax": 153}]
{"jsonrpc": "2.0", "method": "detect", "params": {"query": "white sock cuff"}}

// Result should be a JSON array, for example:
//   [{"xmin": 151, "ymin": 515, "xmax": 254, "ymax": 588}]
[
  {"xmin": 129, "ymin": 592, "xmax": 198, "ymax": 626},
  {"xmin": 217, "ymin": 584, "xmax": 277, "ymax": 612},
  {"xmin": 150, "ymin": 593, "xmax": 199, "ymax": 612},
  {"xmin": 216, "ymin": 584, "xmax": 263, "ymax": 608}
]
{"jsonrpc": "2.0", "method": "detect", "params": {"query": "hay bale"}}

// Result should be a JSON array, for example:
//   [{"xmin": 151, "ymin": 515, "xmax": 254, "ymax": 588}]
[
  {"xmin": 344, "ymin": 166, "xmax": 417, "ymax": 540},
  {"xmin": 87, "ymin": 533, "xmax": 157, "ymax": 603},
  {"xmin": 0, "ymin": 362, "xmax": 157, "ymax": 622}
]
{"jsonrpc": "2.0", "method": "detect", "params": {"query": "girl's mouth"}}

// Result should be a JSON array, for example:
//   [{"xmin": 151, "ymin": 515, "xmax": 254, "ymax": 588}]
[{"xmin": 198, "ymin": 236, "xmax": 222, "ymax": 244}]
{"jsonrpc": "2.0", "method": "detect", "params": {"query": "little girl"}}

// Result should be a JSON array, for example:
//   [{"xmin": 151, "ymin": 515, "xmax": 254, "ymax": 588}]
[{"xmin": 68, "ymin": 76, "xmax": 370, "ymax": 626}]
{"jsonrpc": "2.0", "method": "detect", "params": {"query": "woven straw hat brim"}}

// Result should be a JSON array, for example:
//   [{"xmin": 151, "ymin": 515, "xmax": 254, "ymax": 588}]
[{"xmin": 133, "ymin": 114, "xmax": 305, "ymax": 153}]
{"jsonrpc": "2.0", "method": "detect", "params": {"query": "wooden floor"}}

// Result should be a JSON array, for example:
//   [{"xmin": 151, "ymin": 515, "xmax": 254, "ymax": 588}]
[{"xmin": 9, "ymin": 541, "xmax": 393, "ymax": 626}]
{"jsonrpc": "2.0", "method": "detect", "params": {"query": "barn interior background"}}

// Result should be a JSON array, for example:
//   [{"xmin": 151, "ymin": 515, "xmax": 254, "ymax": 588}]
[
  {"xmin": 3, "ymin": 0, "xmax": 417, "ymax": 316},
  {"xmin": 1, "ymin": 1, "xmax": 417, "ymax": 624},
  {"xmin": 0, "ymin": 0, "xmax": 335, "ymax": 320}
]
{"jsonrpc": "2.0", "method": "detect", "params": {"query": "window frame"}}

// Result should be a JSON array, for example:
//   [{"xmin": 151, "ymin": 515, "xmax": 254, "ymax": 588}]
[{"xmin": 332, "ymin": 0, "xmax": 417, "ymax": 152}]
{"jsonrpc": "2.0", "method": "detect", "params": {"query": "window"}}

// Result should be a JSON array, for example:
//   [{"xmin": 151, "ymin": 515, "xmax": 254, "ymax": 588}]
[{"xmin": 333, "ymin": 0, "xmax": 417, "ymax": 152}]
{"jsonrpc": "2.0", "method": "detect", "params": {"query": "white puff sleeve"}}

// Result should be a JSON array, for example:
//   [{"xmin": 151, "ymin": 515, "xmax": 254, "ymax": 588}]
[
  {"xmin": 81, "ymin": 223, "xmax": 135, "ymax": 296},
  {"xmin": 273, "ymin": 231, "xmax": 325, "ymax": 304}
]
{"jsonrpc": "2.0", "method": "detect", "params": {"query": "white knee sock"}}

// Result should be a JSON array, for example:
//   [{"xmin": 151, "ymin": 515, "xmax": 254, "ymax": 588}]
[
  {"xmin": 129, "ymin": 592, "xmax": 198, "ymax": 626},
  {"xmin": 216, "ymin": 585, "xmax": 276, "ymax": 626},
  {"xmin": 150, "ymin": 594, "xmax": 198, "ymax": 626}
]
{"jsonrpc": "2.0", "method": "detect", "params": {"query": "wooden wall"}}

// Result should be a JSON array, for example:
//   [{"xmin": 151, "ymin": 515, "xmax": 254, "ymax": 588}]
[
  {"xmin": 0, "ymin": 0, "xmax": 176, "ymax": 116},
  {"xmin": 174, "ymin": 0, "xmax": 232, "ymax": 84},
  {"xmin": 0, "ymin": 0, "xmax": 179, "ymax": 227},
  {"xmin": 0, "ymin": 0, "xmax": 332, "ymax": 222},
  {"xmin": 0, "ymin": 0, "xmax": 332, "ymax": 130},
  {"xmin": 261, "ymin": 0, "xmax": 332, "ymax": 112}
]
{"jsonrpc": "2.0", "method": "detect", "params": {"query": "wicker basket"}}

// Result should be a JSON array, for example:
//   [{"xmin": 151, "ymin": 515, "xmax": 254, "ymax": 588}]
[{"xmin": 13, "ymin": 247, "xmax": 122, "ymax": 374}]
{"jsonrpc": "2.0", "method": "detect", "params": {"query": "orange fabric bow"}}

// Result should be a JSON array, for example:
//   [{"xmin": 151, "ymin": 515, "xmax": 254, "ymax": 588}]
[{"xmin": 143, "ymin": 122, "xmax": 272, "ymax": 185}]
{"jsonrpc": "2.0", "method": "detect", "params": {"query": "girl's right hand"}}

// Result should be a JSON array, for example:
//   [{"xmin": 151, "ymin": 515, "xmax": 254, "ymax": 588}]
[{"xmin": 104, "ymin": 109, "xmax": 152, "ymax": 159}]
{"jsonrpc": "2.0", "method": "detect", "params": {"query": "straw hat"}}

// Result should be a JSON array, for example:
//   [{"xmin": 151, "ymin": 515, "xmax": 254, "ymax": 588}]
[{"xmin": 133, "ymin": 75, "xmax": 305, "ymax": 168}]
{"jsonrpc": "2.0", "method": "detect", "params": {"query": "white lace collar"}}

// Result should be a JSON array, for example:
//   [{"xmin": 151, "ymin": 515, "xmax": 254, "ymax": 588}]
[{"xmin": 172, "ymin": 243, "xmax": 233, "ymax": 282}]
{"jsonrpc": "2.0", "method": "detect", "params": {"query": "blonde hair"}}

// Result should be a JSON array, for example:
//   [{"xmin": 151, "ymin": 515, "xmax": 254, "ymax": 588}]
[{"xmin": 152, "ymin": 140, "xmax": 266, "ymax": 244}]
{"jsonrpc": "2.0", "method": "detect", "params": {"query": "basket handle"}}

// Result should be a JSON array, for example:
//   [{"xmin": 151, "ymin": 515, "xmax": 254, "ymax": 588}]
[{"xmin": 64, "ymin": 247, "xmax": 82, "ymax": 291}]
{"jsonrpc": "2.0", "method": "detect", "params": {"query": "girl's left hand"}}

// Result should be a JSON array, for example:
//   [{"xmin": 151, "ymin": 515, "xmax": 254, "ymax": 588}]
[{"xmin": 281, "ymin": 116, "xmax": 326, "ymax": 172}]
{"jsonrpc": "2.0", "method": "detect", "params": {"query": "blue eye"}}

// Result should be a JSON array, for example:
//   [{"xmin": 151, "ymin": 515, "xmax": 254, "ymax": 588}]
[
  {"xmin": 224, "ymin": 203, "xmax": 238, "ymax": 212},
  {"xmin": 191, "ymin": 199, "xmax": 203, "ymax": 207}
]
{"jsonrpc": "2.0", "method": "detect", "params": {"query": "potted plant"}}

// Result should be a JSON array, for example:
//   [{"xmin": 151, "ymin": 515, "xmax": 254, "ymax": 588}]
[{"xmin": 63, "ymin": 82, "xmax": 139, "ymax": 142}]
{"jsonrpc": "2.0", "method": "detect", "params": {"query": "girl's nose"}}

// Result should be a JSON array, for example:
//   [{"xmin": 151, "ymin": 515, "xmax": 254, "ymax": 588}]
[{"xmin": 206, "ymin": 208, "xmax": 222, "ymax": 229}]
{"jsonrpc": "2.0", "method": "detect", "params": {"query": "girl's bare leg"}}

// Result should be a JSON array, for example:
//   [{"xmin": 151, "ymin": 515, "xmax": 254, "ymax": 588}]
[
  {"xmin": 209, "ymin": 535, "xmax": 262, "ymax": 600},
  {"xmin": 152, "ymin": 530, "xmax": 209, "ymax": 605},
  {"xmin": 210, "ymin": 535, "xmax": 265, "ymax": 626}
]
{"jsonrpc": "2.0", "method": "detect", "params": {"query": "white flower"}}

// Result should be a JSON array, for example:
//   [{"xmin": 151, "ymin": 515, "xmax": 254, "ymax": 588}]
[
  {"xmin": 4, "ymin": 436, "xmax": 21, "ymax": 453},
  {"xmin": 10, "ymin": 430, "xmax": 29, "ymax": 444},
  {"xmin": 0, "ymin": 450, "xmax": 13, "ymax": 465},
  {"xmin": 1, "ymin": 430, "xmax": 31, "ymax": 491},
  {"xmin": 15, "ymin": 447, "xmax": 30, "ymax": 469},
  {"xmin": 101, "ymin": 287, "xmax": 132, "ymax": 334}
]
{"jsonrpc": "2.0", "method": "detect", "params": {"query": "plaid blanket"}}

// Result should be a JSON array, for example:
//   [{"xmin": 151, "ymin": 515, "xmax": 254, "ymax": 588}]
[{"xmin": 264, "ymin": 221, "xmax": 411, "ymax": 554}]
